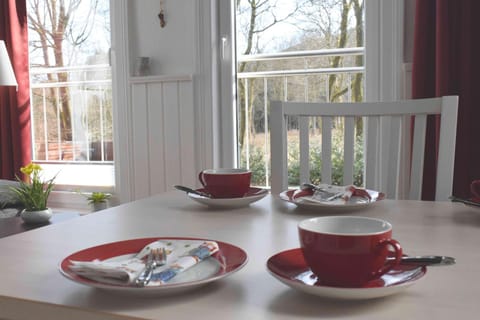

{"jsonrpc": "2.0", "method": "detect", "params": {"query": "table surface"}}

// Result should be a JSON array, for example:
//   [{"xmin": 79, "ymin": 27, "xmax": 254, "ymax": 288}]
[
  {"xmin": 0, "ymin": 211, "xmax": 80, "ymax": 238},
  {"xmin": 0, "ymin": 191, "xmax": 479, "ymax": 320}
]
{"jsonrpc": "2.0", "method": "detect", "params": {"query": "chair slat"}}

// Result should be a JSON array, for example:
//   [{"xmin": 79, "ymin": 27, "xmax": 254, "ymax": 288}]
[
  {"xmin": 343, "ymin": 116, "xmax": 355, "ymax": 185},
  {"xmin": 435, "ymin": 96, "xmax": 459, "ymax": 200},
  {"xmin": 409, "ymin": 114, "xmax": 427, "ymax": 200},
  {"xmin": 364, "ymin": 116, "xmax": 379, "ymax": 190},
  {"xmin": 299, "ymin": 116, "xmax": 310, "ymax": 184},
  {"xmin": 321, "ymin": 116, "xmax": 332, "ymax": 184},
  {"xmin": 385, "ymin": 116, "xmax": 402, "ymax": 199}
]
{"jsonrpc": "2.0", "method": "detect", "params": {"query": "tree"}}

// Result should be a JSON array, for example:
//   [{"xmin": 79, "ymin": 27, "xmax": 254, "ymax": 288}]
[
  {"xmin": 27, "ymin": 0, "xmax": 99, "ymax": 142},
  {"xmin": 236, "ymin": 0, "xmax": 302, "ymax": 150}
]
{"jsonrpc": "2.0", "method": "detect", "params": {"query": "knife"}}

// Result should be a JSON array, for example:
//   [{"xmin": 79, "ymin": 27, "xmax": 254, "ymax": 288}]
[{"xmin": 449, "ymin": 196, "xmax": 480, "ymax": 207}]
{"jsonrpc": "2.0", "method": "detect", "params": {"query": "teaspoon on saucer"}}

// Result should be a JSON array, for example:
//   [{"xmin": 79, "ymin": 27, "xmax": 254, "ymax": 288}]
[
  {"xmin": 174, "ymin": 185, "xmax": 211, "ymax": 198},
  {"xmin": 389, "ymin": 255, "xmax": 456, "ymax": 266}
]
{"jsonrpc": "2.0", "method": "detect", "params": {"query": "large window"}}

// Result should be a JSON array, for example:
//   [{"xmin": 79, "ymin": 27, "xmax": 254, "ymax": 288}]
[
  {"xmin": 27, "ymin": 0, "xmax": 114, "ymax": 192},
  {"xmin": 234, "ymin": 0, "xmax": 365, "ymax": 188}
]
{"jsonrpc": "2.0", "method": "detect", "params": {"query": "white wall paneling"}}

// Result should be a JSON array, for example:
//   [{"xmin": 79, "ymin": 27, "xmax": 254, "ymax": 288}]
[{"xmin": 130, "ymin": 75, "xmax": 196, "ymax": 199}]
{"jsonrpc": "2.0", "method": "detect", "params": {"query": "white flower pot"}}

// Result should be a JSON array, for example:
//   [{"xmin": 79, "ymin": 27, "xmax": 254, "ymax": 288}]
[
  {"xmin": 92, "ymin": 202, "xmax": 108, "ymax": 212},
  {"xmin": 20, "ymin": 208, "xmax": 52, "ymax": 224}
]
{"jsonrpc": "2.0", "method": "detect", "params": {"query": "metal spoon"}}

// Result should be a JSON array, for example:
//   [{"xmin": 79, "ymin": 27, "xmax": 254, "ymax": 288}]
[
  {"xmin": 174, "ymin": 185, "xmax": 211, "ymax": 198},
  {"xmin": 388, "ymin": 255, "xmax": 456, "ymax": 266}
]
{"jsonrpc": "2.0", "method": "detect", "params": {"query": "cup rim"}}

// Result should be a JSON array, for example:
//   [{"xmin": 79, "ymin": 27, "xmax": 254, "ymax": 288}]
[
  {"xmin": 202, "ymin": 168, "xmax": 251, "ymax": 175},
  {"xmin": 298, "ymin": 216, "xmax": 392, "ymax": 236}
]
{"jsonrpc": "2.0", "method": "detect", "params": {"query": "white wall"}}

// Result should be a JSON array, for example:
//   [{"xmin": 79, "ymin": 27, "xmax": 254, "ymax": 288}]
[
  {"xmin": 128, "ymin": 0, "xmax": 196, "ymax": 76},
  {"xmin": 111, "ymin": 0, "xmax": 215, "ymax": 203}
]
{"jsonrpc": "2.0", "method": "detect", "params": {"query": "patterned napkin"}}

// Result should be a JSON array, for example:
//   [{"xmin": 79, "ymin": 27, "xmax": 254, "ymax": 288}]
[
  {"xmin": 300, "ymin": 184, "xmax": 371, "ymax": 204},
  {"xmin": 69, "ymin": 239, "xmax": 219, "ymax": 286}
]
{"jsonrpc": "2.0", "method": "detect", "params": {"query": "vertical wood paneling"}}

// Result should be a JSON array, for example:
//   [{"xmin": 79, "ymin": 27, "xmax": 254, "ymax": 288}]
[
  {"xmin": 147, "ymin": 82, "xmax": 165, "ymax": 195},
  {"xmin": 131, "ymin": 84, "xmax": 150, "ymax": 199},
  {"xmin": 129, "ymin": 75, "xmax": 194, "ymax": 198},
  {"xmin": 178, "ymin": 82, "xmax": 196, "ymax": 187},
  {"xmin": 162, "ymin": 82, "xmax": 181, "ymax": 190}
]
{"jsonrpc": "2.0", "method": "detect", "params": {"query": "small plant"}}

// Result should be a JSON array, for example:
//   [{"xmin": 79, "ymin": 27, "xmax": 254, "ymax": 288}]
[
  {"xmin": 10, "ymin": 163, "xmax": 56, "ymax": 211},
  {"xmin": 86, "ymin": 192, "xmax": 111, "ymax": 204}
]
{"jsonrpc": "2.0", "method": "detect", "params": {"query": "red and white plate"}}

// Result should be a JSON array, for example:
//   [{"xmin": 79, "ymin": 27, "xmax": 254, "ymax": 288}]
[
  {"xmin": 188, "ymin": 187, "xmax": 268, "ymax": 208},
  {"xmin": 279, "ymin": 188, "xmax": 385, "ymax": 211},
  {"xmin": 59, "ymin": 237, "xmax": 248, "ymax": 296},
  {"xmin": 267, "ymin": 248, "xmax": 426, "ymax": 300}
]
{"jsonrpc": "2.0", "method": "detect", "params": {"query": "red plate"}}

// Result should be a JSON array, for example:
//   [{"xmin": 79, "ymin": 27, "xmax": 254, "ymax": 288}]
[{"xmin": 59, "ymin": 237, "xmax": 248, "ymax": 295}]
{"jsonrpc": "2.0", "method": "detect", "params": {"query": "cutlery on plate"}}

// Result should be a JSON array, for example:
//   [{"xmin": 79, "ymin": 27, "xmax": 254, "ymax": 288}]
[
  {"xmin": 174, "ymin": 185, "xmax": 211, "ymax": 198},
  {"xmin": 388, "ymin": 255, "xmax": 456, "ymax": 266},
  {"xmin": 135, "ymin": 248, "xmax": 166, "ymax": 287},
  {"xmin": 300, "ymin": 183, "xmax": 342, "ymax": 200},
  {"xmin": 300, "ymin": 183, "xmax": 331, "ymax": 193}
]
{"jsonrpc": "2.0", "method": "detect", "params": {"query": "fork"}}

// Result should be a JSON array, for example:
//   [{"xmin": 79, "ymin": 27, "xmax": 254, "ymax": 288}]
[{"xmin": 135, "ymin": 247, "xmax": 166, "ymax": 287}]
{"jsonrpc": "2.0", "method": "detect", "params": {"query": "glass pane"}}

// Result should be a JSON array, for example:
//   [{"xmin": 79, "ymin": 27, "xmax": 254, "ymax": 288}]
[
  {"xmin": 27, "ymin": 0, "xmax": 114, "ymax": 190},
  {"xmin": 235, "ymin": 0, "xmax": 365, "ymax": 188}
]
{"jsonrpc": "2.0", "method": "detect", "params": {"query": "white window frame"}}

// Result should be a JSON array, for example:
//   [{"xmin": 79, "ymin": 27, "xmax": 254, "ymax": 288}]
[{"xmin": 216, "ymin": 0, "xmax": 406, "ymax": 169}]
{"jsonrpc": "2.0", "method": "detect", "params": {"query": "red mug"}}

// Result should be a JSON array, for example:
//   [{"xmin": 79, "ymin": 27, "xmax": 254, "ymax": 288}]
[
  {"xmin": 298, "ymin": 216, "xmax": 403, "ymax": 287},
  {"xmin": 470, "ymin": 180, "xmax": 480, "ymax": 199},
  {"xmin": 198, "ymin": 168, "xmax": 251, "ymax": 198}
]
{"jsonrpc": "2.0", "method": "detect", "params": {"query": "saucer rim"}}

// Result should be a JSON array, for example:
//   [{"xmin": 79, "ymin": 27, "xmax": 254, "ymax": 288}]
[
  {"xmin": 266, "ymin": 248, "xmax": 427, "ymax": 300},
  {"xmin": 187, "ymin": 187, "xmax": 268, "ymax": 208}
]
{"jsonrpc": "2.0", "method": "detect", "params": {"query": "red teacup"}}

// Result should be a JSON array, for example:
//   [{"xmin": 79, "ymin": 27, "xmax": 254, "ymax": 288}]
[
  {"xmin": 470, "ymin": 180, "xmax": 480, "ymax": 199},
  {"xmin": 198, "ymin": 168, "xmax": 251, "ymax": 198},
  {"xmin": 298, "ymin": 216, "xmax": 403, "ymax": 287}
]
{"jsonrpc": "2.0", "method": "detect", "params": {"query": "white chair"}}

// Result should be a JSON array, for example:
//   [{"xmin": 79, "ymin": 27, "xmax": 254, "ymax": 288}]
[{"xmin": 270, "ymin": 96, "xmax": 459, "ymax": 201}]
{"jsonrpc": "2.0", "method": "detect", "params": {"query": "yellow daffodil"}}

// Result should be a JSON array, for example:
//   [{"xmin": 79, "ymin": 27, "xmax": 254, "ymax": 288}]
[
  {"xmin": 20, "ymin": 163, "xmax": 42, "ymax": 176},
  {"xmin": 10, "ymin": 163, "xmax": 57, "ymax": 211}
]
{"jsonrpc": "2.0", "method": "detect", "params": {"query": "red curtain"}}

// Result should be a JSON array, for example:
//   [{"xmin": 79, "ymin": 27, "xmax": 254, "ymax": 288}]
[
  {"xmin": 412, "ymin": 0, "xmax": 480, "ymax": 199},
  {"xmin": 0, "ymin": 0, "xmax": 31, "ymax": 179}
]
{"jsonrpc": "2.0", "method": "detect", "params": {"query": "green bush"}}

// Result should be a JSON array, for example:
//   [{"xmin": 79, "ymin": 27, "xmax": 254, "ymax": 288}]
[
  {"xmin": 240, "ymin": 146, "xmax": 268, "ymax": 186},
  {"xmin": 239, "ymin": 134, "xmax": 364, "ymax": 187}
]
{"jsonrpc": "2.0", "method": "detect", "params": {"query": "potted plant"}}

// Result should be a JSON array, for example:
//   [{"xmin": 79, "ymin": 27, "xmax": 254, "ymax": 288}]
[
  {"xmin": 10, "ymin": 163, "xmax": 56, "ymax": 223},
  {"xmin": 87, "ymin": 192, "xmax": 111, "ymax": 211}
]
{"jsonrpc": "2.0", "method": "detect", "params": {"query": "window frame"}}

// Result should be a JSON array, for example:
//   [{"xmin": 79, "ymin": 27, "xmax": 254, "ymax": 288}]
[{"xmin": 216, "ymin": 0, "xmax": 406, "ymax": 169}]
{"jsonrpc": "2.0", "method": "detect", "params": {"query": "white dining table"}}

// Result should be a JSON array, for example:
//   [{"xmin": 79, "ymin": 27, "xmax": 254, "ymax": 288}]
[{"xmin": 0, "ymin": 191, "xmax": 479, "ymax": 320}]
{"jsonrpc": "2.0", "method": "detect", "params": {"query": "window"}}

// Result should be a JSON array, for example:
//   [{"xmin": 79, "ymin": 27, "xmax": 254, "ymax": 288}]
[
  {"xmin": 27, "ymin": 0, "xmax": 114, "ymax": 194},
  {"xmin": 234, "ymin": 0, "xmax": 365, "ymax": 187},
  {"xmin": 218, "ymin": 0, "xmax": 404, "ymax": 189}
]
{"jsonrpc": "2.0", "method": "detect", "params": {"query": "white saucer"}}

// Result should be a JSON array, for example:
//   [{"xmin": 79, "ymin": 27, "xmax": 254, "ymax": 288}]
[
  {"xmin": 187, "ymin": 187, "xmax": 268, "ymax": 208},
  {"xmin": 267, "ymin": 248, "xmax": 426, "ymax": 300}
]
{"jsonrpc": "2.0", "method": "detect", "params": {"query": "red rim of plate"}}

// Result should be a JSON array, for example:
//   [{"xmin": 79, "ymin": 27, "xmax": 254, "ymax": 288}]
[{"xmin": 59, "ymin": 237, "xmax": 248, "ymax": 289}]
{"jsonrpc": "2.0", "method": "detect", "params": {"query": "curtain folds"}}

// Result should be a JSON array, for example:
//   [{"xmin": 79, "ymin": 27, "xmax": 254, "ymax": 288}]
[
  {"xmin": 0, "ymin": 0, "xmax": 31, "ymax": 179},
  {"xmin": 412, "ymin": 0, "xmax": 480, "ymax": 199}
]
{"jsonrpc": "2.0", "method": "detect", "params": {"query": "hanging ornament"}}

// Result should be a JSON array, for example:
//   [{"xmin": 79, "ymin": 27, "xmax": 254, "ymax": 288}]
[{"xmin": 158, "ymin": 0, "xmax": 166, "ymax": 28}]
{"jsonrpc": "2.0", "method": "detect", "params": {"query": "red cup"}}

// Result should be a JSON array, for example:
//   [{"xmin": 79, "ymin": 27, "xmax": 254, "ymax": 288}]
[
  {"xmin": 470, "ymin": 180, "xmax": 480, "ymax": 199},
  {"xmin": 198, "ymin": 168, "xmax": 251, "ymax": 198},
  {"xmin": 298, "ymin": 216, "xmax": 403, "ymax": 287}
]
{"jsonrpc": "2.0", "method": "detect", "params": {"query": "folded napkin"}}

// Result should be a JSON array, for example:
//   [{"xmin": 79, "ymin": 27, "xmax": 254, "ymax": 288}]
[
  {"xmin": 300, "ymin": 184, "xmax": 371, "ymax": 204},
  {"xmin": 69, "ymin": 239, "xmax": 219, "ymax": 286}
]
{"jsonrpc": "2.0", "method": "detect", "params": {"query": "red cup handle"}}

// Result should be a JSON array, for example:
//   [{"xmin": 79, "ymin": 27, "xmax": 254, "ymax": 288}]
[
  {"xmin": 372, "ymin": 239, "xmax": 403, "ymax": 279},
  {"xmin": 198, "ymin": 171, "xmax": 207, "ymax": 188}
]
